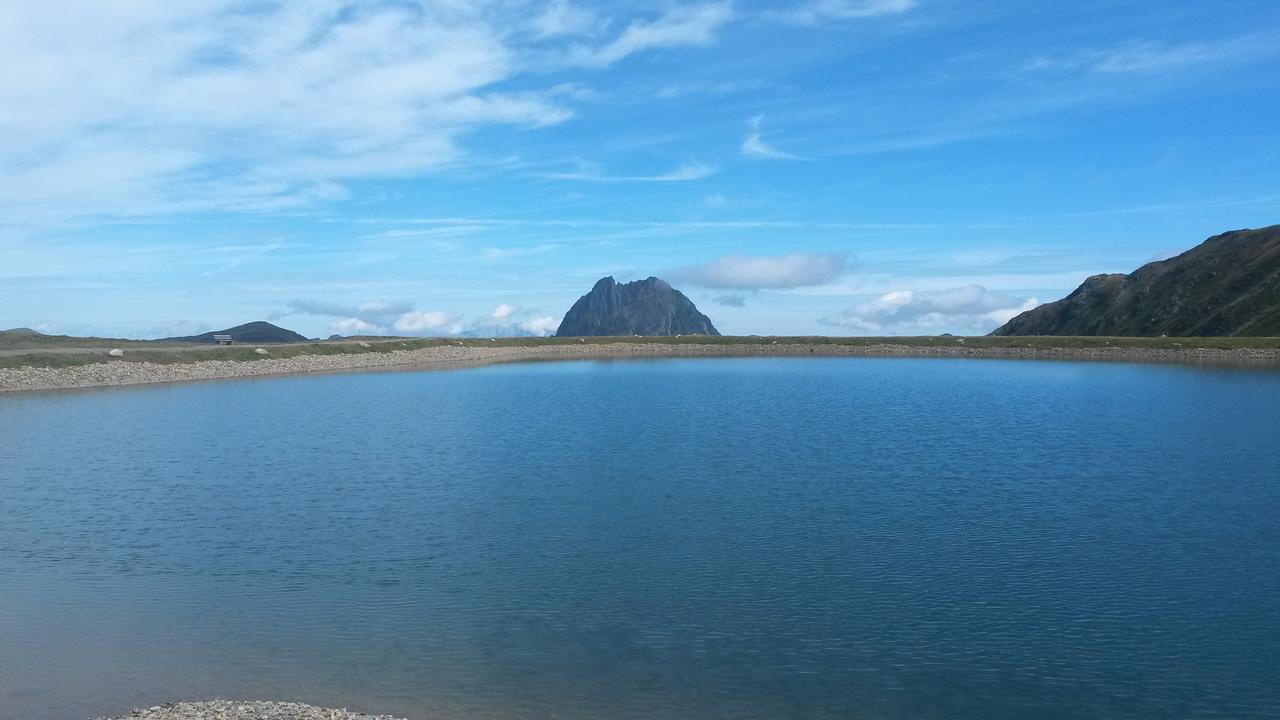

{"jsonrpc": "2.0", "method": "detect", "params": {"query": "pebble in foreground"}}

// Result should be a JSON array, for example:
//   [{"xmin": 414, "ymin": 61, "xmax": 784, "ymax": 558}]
[{"xmin": 100, "ymin": 700, "xmax": 407, "ymax": 720}]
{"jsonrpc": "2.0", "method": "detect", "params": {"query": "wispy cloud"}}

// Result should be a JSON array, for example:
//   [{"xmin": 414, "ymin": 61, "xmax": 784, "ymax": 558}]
[
  {"xmin": 531, "ymin": 0, "xmax": 604, "ymax": 39},
  {"xmin": 741, "ymin": 115, "xmax": 805, "ymax": 160},
  {"xmin": 570, "ymin": 2, "xmax": 734, "ymax": 67},
  {"xmin": 483, "ymin": 243, "xmax": 561, "ymax": 260},
  {"xmin": 1024, "ymin": 35, "xmax": 1277, "ymax": 76},
  {"xmin": 0, "ymin": 2, "xmax": 577, "ymax": 225},
  {"xmin": 788, "ymin": 270, "xmax": 1096, "ymax": 296},
  {"xmin": 545, "ymin": 160, "xmax": 717, "ymax": 182},
  {"xmin": 672, "ymin": 252, "xmax": 851, "ymax": 289},
  {"xmin": 370, "ymin": 217, "xmax": 953, "ymax": 231},
  {"xmin": 276, "ymin": 299, "xmax": 415, "ymax": 335},
  {"xmin": 653, "ymin": 161, "xmax": 720, "ymax": 181},
  {"xmin": 200, "ymin": 241, "xmax": 290, "ymax": 276},
  {"xmin": 774, "ymin": 0, "xmax": 916, "ymax": 25}
]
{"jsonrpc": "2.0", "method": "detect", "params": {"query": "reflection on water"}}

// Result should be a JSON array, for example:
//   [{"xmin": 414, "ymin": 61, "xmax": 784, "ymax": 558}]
[{"xmin": 2, "ymin": 358, "xmax": 1279, "ymax": 719}]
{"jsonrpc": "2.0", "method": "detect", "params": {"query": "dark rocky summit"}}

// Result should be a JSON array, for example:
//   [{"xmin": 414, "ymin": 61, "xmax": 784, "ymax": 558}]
[
  {"xmin": 993, "ymin": 225, "xmax": 1280, "ymax": 336},
  {"xmin": 555, "ymin": 277, "xmax": 720, "ymax": 337},
  {"xmin": 163, "ymin": 321, "xmax": 310, "ymax": 344}
]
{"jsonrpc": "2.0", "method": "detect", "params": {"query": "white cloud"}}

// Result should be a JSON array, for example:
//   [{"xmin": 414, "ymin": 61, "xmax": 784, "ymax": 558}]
[
  {"xmin": 741, "ymin": 114, "xmax": 803, "ymax": 160},
  {"xmin": 674, "ymin": 253, "xmax": 851, "ymax": 289},
  {"xmin": 519, "ymin": 315, "xmax": 560, "ymax": 336},
  {"xmin": 470, "ymin": 304, "xmax": 559, "ymax": 337},
  {"xmin": 392, "ymin": 311, "xmax": 463, "ymax": 335},
  {"xmin": 280, "ymin": 297, "xmax": 556, "ymax": 337},
  {"xmin": 331, "ymin": 317, "xmax": 384, "ymax": 336},
  {"xmin": 0, "ymin": 1, "xmax": 578, "ymax": 225},
  {"xmin": 820, "ymin": 285, "xmax": 1039, "ymax": 333},
  {"xmin": 778, "ymin": 0, "xmax": 915, "ymax": 25},
  {"xmin": 572, "ymin": 2, "xmax": 734, "ymax": 67},
  {"xmin": 280, "ymin": 298, "xmax": 460, "ymax": 336},
  {"xmin": 282, "ymin": 299, "xmax": 412, "ymax": 331}
]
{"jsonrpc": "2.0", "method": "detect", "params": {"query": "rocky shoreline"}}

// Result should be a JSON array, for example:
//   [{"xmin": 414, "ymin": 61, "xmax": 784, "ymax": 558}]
[
  {"xmin": 100, "ymin": 700, "xmax": 404, "ymax": 720},
  {"xmin": 3, "ymin": 341, "xmax": 1279, "ymax": 394}
]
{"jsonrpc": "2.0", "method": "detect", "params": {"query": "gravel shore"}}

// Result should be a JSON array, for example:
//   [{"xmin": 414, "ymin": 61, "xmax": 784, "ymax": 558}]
[
  {"xmin": 3, "ymin": 341, "xmax": 1279, "ymax": 394},
  {"xmin": 99, "ymin": 701, "xmax": 404, "ymax": 720}
]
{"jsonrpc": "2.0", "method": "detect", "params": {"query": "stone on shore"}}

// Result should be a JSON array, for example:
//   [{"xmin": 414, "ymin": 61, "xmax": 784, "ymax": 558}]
[{"xmin": 99, "ymin": 700, "xmax": 406, "ymax": 720}]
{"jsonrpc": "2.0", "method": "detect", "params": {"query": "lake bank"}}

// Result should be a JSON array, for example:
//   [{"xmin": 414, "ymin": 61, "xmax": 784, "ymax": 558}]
[{"xmin": 2, "ymin": 339, "xmax": 1280, "ymax": 393}]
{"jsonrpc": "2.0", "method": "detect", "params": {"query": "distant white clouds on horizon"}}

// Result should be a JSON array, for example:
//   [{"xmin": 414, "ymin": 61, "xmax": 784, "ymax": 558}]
[
  {"xmin": 821, "ymin": 285, "xmax": 1039, "ymax": 333},
  {"xmin": 278, "ymin": 298, "xmax": 557, "ymax": 338}
]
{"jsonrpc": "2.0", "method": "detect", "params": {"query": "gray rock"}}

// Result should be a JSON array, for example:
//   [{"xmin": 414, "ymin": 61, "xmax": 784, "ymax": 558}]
[
  {"xmin": 555, "ymin": 276, "xmax": 719, "ymax": 337},
  {"xmin": 108, "ymin": 348, "xmax": 124, "ymax": 357}
]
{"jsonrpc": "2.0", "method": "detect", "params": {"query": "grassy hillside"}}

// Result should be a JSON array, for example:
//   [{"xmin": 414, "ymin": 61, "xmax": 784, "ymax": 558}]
[{"xmin": 995, "ymin": 225, "xmax": 1280, "ymax": 336}]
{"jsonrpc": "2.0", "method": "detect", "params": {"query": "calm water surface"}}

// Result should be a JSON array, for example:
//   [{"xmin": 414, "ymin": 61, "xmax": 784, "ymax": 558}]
[{"xmin": 2, "ymin": 358, "xmax": 1279, "ymax": 720}]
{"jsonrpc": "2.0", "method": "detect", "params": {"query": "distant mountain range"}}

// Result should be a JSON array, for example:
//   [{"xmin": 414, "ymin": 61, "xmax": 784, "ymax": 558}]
[
  {"xmin": 162, "ymin": 321, "xmax": 310, "ymax": 344},
  {"xmin": 556, "ymin": 277, "xmax": 719, "ymax": 337},
  {"xmin": 10, "ymin": 226, "xmax": 1277, "ymax": 343},
  {"xmin": 993, "ymin": 225, "xmax": 1280, "ymax": 337}
]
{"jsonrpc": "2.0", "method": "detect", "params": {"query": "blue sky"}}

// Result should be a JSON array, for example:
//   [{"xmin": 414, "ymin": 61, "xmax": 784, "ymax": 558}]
[{"xmin": 2, "ymin": 0, "xmax": 1278, "ymax": 338}]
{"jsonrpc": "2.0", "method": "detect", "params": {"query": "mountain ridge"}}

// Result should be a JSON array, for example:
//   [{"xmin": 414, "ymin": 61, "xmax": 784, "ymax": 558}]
[
  {"xmin": 992, "ymin": 225, "xmax": 1280, "ymax": 337},
  {"xmin": 162, "ymin": 321, "xmax": 310, "ymax": 344}
]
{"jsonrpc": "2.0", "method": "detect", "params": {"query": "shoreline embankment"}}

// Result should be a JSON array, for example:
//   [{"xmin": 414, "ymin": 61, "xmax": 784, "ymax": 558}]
[{"xmin": 3, "ymin": 341, "xmax": 1280, "ymax": 394}]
